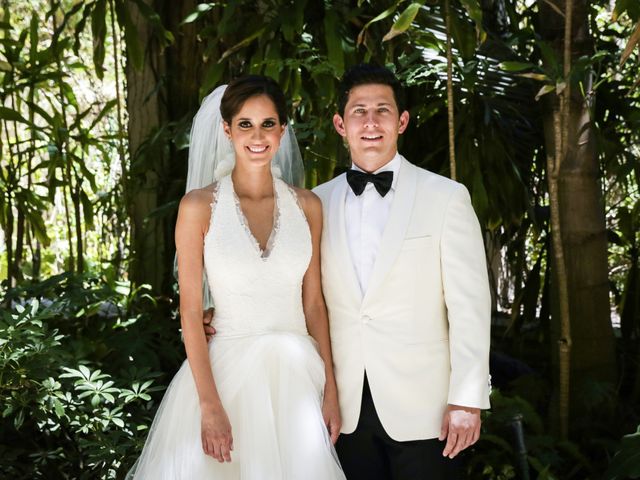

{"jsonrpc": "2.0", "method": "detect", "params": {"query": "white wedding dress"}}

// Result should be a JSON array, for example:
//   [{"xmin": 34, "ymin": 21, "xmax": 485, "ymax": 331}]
[{"xmin": 128, "ymin": 175, "xmax": 345, "ymax": 479}]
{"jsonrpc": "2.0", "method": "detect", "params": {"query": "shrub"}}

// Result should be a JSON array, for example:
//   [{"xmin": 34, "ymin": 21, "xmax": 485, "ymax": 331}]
[{"xmin": 0, "ymin": 272, "xmax": 182, "ymax": 479}]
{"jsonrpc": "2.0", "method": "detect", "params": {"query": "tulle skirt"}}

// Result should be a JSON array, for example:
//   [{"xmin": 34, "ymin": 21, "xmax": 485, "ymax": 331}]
[{"xmin": 127, "ymin": 332, "xmax": 345, "ymax": 479}]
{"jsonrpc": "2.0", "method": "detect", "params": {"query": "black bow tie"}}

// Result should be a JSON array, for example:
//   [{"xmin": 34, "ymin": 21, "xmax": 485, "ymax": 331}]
[{"xmin": 346, "ymin": 169, "xmax": 393, "ymax": 197}]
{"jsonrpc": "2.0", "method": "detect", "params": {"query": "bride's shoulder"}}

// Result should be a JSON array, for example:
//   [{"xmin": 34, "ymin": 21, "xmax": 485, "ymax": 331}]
[
  {"xmin": 288, "ymin": 186, "xmax": 321, "ymax": 210},
  {"xmin": 179, "ymin": 184, "xmax": 218, "ymax": 218},
  {"xmin": 287, "ymin": 186, "xmax": 322, "ymax": 225}
]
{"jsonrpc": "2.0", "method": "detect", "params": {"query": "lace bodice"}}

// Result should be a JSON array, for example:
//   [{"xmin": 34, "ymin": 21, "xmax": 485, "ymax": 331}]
[{"xmin": 204, "ymin": 175, "xmax": 312, "ymax": 337}]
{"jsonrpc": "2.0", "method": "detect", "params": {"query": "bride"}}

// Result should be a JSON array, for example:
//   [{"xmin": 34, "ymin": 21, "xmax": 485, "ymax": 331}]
[{"xmin": 128, "ymin": 75, "xmax": 345, "ymax": 479}]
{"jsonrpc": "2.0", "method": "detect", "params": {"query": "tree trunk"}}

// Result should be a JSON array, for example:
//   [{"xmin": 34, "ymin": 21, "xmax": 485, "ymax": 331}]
[
  {"xmin": 539, "ymin": 0, "xmax": 617, "ymax": 430},
  {"xmin": 126, "ymin": 0, "xmax": 204, "ymax": 294},
  {"xmin": 126, "ymin": 0, "xmax": 168, "ymax": 292}
]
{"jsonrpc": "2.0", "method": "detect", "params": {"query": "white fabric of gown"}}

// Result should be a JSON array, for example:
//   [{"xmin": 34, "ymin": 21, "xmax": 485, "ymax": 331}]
[{"xmin": 128, "ymin": 175, "xmax": 345, "ymax": 479}]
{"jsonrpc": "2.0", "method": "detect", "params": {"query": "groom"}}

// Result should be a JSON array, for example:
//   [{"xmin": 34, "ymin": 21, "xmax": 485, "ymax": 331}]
[{"xmin": 312, "ymin": 64, "xmax": 491, "ymax": 479}]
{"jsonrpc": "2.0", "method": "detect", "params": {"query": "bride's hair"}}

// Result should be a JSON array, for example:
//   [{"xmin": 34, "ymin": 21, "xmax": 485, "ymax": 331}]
[{"xmin": 220, "ymin": 75, "xmax": 288, "ymax": 125}]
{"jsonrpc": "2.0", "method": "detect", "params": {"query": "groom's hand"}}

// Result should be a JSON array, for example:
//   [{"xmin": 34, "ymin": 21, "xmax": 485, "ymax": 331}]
[
  {"xmin": 439, "ymin": 404, "xmax": 481, "ymax": 458},
  {"xmin": 203, "ymin": 308, "xmax": 215, "ymax": 342}
]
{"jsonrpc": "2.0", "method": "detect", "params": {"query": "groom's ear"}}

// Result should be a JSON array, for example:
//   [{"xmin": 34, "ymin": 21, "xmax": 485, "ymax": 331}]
[
  {"xmin": 333, "ymin": 113, "xmax": 346, "ymax": 137},
  {"xmin": 398, "ymin": 110, "xmax": 410, "ymax": 135}
]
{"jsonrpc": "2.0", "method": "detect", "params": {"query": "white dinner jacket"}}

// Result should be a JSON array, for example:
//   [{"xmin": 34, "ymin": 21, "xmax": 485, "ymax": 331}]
[{"xmin": 313, "ymin": 156, "xmax": 491, "ymax": 441}]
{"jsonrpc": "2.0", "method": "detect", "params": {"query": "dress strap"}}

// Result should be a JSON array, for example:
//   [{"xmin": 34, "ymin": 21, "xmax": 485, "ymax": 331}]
[
  {"xmin": 279, "ymin": 180, "xmax": 310, "ymax": 229},
  {"xmin": 205, "ymin": 180, "xmax": 222, "ymax": 234}
]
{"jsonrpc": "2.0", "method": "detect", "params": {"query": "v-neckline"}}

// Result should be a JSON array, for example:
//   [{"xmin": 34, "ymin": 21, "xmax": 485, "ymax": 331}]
[{"xmin": 229, "ymin": 176, "xmax": 280, "ymax": 260}]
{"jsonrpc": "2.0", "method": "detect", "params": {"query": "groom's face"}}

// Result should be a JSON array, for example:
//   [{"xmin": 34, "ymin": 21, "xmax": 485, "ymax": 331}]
[{"xmin": 333, "ymin": 83, "xmax": 409, "ymax": 172}]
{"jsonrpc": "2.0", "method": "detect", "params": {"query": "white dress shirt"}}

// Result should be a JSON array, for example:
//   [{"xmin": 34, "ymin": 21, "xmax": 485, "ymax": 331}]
[{"xmin": 345, "ymin": 153, "xmax": 401, "ymax": 295}]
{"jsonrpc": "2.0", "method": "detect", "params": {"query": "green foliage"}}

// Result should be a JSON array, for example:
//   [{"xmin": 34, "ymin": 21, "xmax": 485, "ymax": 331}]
[
  {"xmin": 614, "ymin": 0, "xmax": 640, "ymax": 22},
  {"xmin": 382, "ymin": 2, "xmax": 425, "ymax": 42},
  {"xmin": 1, "ymin": 0, "xmax": 130, "ymax": 283},
  {"xmin": 605, "ymin": 426, "xmax": 640, "ymax": 479},
  {"xmin": 0, "ymin": 272, "xmax": 181, "ymax": 478},
  {"xmin": 469, "ymin": 390, "xmax": 582, "ymax": 479}
]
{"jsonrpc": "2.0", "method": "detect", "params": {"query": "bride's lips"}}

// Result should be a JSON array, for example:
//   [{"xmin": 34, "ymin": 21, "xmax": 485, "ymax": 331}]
[{"xmin": 246, "ymin": 145, "xmax": 269, "ymax": 153}]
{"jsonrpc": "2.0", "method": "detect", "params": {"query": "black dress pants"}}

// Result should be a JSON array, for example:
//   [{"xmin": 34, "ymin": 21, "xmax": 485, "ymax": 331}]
[{"xmin": 335, "ymin": 375, "xmax": 463, "ymax": 480}]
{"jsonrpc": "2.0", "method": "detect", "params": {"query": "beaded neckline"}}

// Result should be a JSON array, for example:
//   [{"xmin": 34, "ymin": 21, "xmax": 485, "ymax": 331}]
[{"xmin": 229, "ymin": 176, "xmax": 280, "ymax": 260}]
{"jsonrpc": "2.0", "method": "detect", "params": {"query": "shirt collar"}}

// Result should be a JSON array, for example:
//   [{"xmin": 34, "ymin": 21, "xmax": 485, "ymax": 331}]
[{"xmin": 350, "ymin": 153, "xmax": 401, "ymax": 192}]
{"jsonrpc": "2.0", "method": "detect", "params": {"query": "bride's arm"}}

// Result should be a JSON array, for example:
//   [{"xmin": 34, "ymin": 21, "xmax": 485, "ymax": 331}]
[
  {"xmin": 296, "ymin": 188, "xmax": 341, "ymax": 444},
  {"xmin": 175, "ymin": 189, "xmax": 233, "ymax": 462}
]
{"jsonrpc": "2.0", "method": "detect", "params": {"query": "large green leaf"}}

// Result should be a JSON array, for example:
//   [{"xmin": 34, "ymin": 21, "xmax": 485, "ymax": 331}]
[
  {"xmin": 0, "ymin": 106, "xmax": 33, "ymax": 126},
  {"xmin": 383, "ymin": 2, "xmax": 423, "ymax": 42},
  {"xmin": 604, "ymin": 426, "xmax": 640, "ymax": 479},
  {"xmin": 357, "ymin": 2, "xmax": 400, "ymax": 46},
  {"xmin": 88, "ymin": 99, "xmax": 117, "ymax": 130},
  {"xmin": 446, "ymin": 3, "xmax": 477, "ymax": 61},
  {"xmin": 91, "ymin": 0, "xmax": 107, "ymax": 79},
  {"xmin": 73, "ymin": 3, "xmax": 93, "ymax": 55},
  {"xmin": 459, "ymin": 0, "xmax": 485, "ymax": 42},
  {"xmin": 79, "ymin": 188, "xmax": 95, "ymax": 229},
  {"xmin": 29, "ymin": 12, "xmax": 38, "ymax": 60},
  {"xmin": 500, "ymin": 61, "xmax": 537, "ymax": 72},
  {"xmin": 218, "ymin": 28, "xmax": 266, "ymax": 63},
  {"xmin": 182, "ymin": 2, "xmax": 218, "ymax": 25},
  {"xmin": 264, "ymin": 36, "xmax": 282, "ymax": 81},
  {"xmin": 281, "ymin": 0, "xmax": 306, "ymax": 42},
  {"xmin": 324, "ymin": 9, "xmax": 344, "ymax": 75},
  {"xmin": 614, "ymin": 0, "xmax": 640, "ymax": 22},
  {"xmin": 25, "ymin": 100, "xmax": 54, "ymax": 127}
]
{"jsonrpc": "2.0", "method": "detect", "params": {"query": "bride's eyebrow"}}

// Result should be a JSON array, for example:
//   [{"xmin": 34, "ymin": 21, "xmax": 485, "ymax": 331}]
[{"xmin": 235, "ymin": 117, "xmax": 277, "ymax": 122}]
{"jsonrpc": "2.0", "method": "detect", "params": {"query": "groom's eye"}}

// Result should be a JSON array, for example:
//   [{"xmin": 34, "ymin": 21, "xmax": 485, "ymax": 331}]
[{"xmin": 354, "ymin": 108, "xmax": 366, "ymax": 115}]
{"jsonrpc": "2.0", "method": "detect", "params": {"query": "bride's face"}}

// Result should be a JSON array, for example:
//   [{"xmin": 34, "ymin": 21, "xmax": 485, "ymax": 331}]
[{"xmin": 223, "ymin": 94, "xmax": 285, "ymax": 170}]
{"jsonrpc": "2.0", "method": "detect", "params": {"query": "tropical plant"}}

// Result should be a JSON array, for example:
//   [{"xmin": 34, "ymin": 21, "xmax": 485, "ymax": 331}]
[{"xmin": 0, "ymin": 272, "xmax": 182, "ymax": 478}]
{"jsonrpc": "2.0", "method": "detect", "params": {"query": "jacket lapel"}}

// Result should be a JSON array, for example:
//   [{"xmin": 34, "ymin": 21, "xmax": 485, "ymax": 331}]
[
  {"xmin": 362, "ymin": 158, "xmax": 417, "ymax": 307},
  {"xmin": 327, "ymin": 175, "xmax": 363, "ymax": 303}
]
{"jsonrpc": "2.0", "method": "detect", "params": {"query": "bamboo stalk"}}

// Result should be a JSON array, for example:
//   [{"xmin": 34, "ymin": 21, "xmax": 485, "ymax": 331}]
[
  {"xmin": 5, "ymin": 192, "xmax": 14, "ymax": 288},
  {"xmin": 28, "ymin": 79, "xmax": 36, "ymax": 280},
  {"xmin": 109, "ymin": 0, "xmax": 129, "ymax": 270},
  {"xmin": 547, "ymin": 0, "xmax": 574, "ymax": 440},
  {"xmin": 109, "ymin": 0, "xmax": 128, "ymax": 188},
  {"xmin": 51, "ymin": 0, "xmax": 75, "ymax": 272},
  {"xmin": 73, "ymin": 171, "xmax": 83, "ymax": 274},
  {"xmin": 445, "ymin": 0, "xmax": 456, "ymax": 181},
  {"xmin": 9, "ymin": 90, "xmax": 26, "ymax": 282},
  {"xmin": 2, "ymin": 117, "xmax": 16, "ymax": 286}
]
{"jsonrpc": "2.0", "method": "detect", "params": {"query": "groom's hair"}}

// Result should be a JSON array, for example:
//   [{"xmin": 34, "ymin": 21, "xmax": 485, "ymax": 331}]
[
  {"xmin": 221, "ymin": 75, "xmax": 288, "ymax": 125},
  {"xmin": 337, "ymin": 64, "xmax": 405, "ymax": 116}
]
